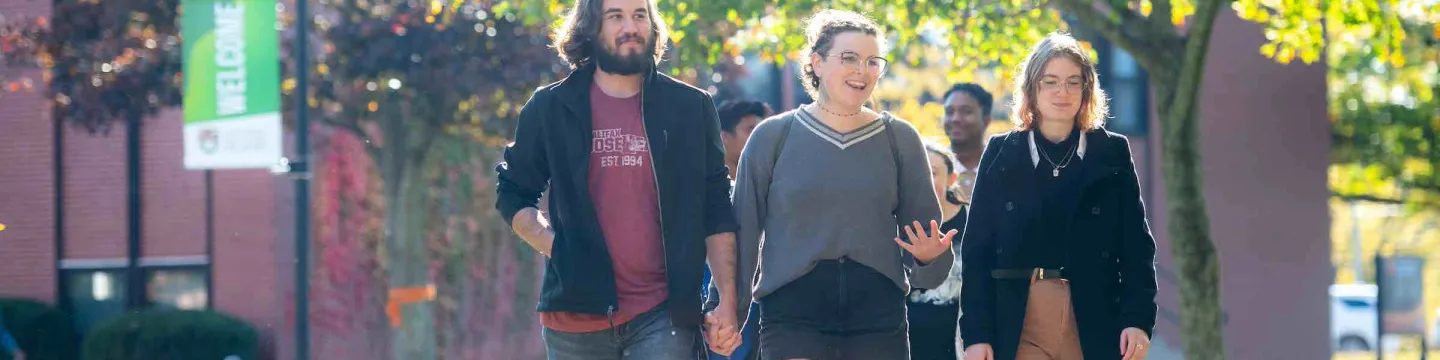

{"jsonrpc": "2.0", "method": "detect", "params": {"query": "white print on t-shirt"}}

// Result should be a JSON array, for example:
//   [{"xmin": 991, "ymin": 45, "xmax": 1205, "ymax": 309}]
[{"xmin": 593, "ymin": 128, "xmax": 648, "ymax": 168}]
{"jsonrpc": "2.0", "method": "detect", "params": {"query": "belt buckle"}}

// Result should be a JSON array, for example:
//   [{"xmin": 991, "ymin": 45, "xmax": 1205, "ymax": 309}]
[{"xmin": 1031, "ymin": 268, "xmax": 1059, "ymax": 283}]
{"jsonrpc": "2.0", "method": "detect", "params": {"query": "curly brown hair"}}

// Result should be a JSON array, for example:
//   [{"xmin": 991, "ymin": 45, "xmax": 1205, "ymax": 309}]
[
  {"xmin": 799, "ymin": 9, "xmax": 887, "ymax": 99},
  {"xmin": 550, "ymin": 0, "xmax": 670, "ymax": 69}
]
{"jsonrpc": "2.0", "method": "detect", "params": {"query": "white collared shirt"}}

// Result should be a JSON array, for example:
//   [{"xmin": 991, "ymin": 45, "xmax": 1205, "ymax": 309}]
[{"xmin": 1028, "ymin": 130, "xmax": 1087, "ymax": 168}]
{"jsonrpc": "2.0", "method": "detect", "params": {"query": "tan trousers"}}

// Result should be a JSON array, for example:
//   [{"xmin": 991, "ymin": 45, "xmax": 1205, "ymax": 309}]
[{"xmin": 1016, "ymin": 277, "xmax": 1084, "ymax": 360}]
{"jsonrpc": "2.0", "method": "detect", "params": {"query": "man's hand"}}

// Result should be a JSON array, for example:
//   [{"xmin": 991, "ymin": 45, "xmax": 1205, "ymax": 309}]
[
  {"xmin": 704, "ymin": 303, "xmax": 741, "ymax": 356},
  {"xmin": 702, "ymin": 231, "xmax": 740, "ymax": 355},
  {"xmin": 1120, "ymin": 327, "xmax": 1150, "ymax": 360},
  {"xmin": 511, "ymin": 208, "xmax": 554, "ymax": 257},
  {"xmin": 963, "ymin": 343, "xmax": 993, "ymax": 360},
  {"xmin": 13, "ymin": 350, "xmax": 25, "ymax": 360}
]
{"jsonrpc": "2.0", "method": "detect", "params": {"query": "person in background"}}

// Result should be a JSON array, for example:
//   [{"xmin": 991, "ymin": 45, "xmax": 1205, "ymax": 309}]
[
  {"xmin": 905, "ymin": 141, "xmax": 970, "ymax": 360},
  {"xmin": 494, "ymin": 0, "xmax": 742, "ymax": 357},
  {"xmin": 719, "ymin": 100, "xmax": 774, "ymax": 180},
  {"xmin": 959, "ymin": 32, "xmax": 1157, "ymax": 360},
  {"xmin": 940, "ymin": 83, "xmax": 995, "ymax": 178},
  {"xmin": 0, "ymin": 312, "xmax": 24, "ymax": 360},
  {"xmin": 729, "ymin": 9, "xmax": 956, "ymax": 360},
  {"xmin": 906, "ymin": 83, "xmax": 993, "ymax": 360},
  {"xmin": 705, "ymin": 99, "xmax": 773, "ymax": 360}
]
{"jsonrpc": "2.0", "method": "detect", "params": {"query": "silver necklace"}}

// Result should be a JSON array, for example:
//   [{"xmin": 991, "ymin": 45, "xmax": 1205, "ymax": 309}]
[{"xmin": 1037, "ymin": 136, "xmax": 1078, "ymax": 177}]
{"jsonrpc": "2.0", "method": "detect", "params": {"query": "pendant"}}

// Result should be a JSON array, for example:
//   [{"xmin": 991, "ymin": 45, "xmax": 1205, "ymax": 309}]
[{"xmin": 1053, "ymin": 168, "xmax": 1060, "ymax": 177}]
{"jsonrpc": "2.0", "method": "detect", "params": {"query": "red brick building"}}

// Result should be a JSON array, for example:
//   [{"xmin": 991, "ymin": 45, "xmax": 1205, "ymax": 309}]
[
  {"xmin": 0, "ymin": 2, "xmax": 296, "ymax": 356},
  {"xmin": 1, "ymin": 101, "xmax": 298, "ymax": 358}
]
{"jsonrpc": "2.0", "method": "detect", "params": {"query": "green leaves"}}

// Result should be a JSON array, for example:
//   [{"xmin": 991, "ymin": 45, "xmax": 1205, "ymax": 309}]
[
  {"xmin": 1323, "ymin": 0, "xmax": 1440, "ymax": 209},
  {"xmin": 1233, "ymin": 0, "xmax": 1418, "ymax": 66},
  {"xmin": 490, "ymin": 2, "xmax": 512, "ymax": 19},
  {"xmin": 647, "ymin": 0, "xmax": 1065, "ymax": 81}
]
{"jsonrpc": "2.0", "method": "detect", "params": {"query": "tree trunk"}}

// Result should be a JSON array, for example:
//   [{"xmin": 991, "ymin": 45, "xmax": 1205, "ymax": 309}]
[
  {"xmin": 1148, "ymin": 2, "xmax": 1227, "ymax": 358},
  {"xmin": 1153, "ymin": 82, "xmax": 1226, "ymax": 360},
  {"xmin": 380, "ymin": 116, "xmax": 438, "ymax": 360}
]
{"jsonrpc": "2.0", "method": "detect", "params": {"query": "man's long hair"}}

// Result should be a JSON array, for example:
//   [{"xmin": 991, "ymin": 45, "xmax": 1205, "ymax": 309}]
[{"xmin": 551, "ymin": 0, "xmax": 671, "ymax": 69}]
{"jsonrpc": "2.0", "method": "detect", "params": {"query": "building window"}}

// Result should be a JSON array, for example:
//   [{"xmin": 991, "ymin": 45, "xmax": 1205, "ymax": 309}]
[
  {"xmin": 1086, "ymin": 36, "xmax": 1150, "ymax": 136},
  {"xmin": 60, "ymin": 256, "xmax": 211, "ymax": 333},
  {"xmin": 63, "ymin": 269, "xmax": 128, "ymax": 333},
  {"xmin": 146, "ymin": 267, "xmax": 209, "ymax": 310}
]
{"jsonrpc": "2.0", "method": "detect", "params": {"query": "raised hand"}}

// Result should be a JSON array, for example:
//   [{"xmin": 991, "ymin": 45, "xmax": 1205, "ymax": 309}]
[{"xmin": 894, "ymin": 220, "xmax": 958, "ymax": 264}]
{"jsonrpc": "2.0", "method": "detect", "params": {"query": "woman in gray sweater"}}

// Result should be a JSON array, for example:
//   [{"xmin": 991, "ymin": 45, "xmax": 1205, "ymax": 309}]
[{"xmin": 727, "ymin": 9, "xmax": 957, "ymax": 360}]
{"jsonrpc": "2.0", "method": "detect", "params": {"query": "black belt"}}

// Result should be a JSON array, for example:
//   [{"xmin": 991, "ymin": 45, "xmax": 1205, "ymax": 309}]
[{"xmin": 991, "ymin": 268, "xmax": 1065, "ymax": 281}]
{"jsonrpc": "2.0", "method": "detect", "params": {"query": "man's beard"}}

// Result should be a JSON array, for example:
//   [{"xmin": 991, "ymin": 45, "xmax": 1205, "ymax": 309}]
[{"xmin": 594, "ymin": 35, "xmax": 654, "ymax": 75}]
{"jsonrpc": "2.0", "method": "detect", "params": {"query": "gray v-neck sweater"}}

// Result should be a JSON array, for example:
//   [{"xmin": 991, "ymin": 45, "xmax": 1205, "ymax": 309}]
[{"xmin": 731, "ymin": 108, "xmax": 954, "ymax": 323}]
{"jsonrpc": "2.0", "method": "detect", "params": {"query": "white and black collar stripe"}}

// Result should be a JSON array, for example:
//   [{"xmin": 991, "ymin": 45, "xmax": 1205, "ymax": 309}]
[{"xmin": 795, "ymin": 109, "xmax": 889, "ymax": 150}]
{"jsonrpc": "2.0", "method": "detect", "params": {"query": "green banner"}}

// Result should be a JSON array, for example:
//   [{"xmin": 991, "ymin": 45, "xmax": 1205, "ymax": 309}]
[{"xmin": 182, "ymin": 0, "xmax": 282, "ymax": 169}]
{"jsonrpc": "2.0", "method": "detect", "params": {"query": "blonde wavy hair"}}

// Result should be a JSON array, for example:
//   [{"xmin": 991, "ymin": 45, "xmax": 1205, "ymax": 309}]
[{"xmin": 1009, "ymin": 32, "xmax": 1109, "ymax": 131}]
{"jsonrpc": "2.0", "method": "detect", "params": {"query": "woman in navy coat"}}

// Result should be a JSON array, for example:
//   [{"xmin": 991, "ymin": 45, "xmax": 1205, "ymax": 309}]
[{"xmin": 959, "ymin": 32, "xmax": 1158, "ymax": 360}]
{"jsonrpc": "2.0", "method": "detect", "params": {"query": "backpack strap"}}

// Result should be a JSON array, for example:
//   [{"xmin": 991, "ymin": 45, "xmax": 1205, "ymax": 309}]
[
  {"xmin": 758, "ymin": 115, "xmax": 794, "ymax": 231},
  {"xmin": 884, "ymin": 116, "xmax": 902, "ymax": 215},
  {"xmin": 771, "ymin": 116, "xmax": 794, "ymax": 170}
]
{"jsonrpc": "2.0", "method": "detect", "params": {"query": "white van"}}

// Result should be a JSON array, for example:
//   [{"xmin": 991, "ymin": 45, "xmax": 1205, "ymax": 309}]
[
  {"xmin": 1431, "ymin": 307, "xmax": 1439, "ymax": 349},
  {"xmin": 1331, "ymin": 284, "xmax": 1379, "ymax": 352}
]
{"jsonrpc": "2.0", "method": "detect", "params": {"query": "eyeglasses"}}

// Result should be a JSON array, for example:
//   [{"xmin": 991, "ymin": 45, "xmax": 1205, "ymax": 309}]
[
  {"xmin": 821, "ymin": 51, "xmax": 888, "ymax": 75},
  {"xmin": 1039, "ymin": 77, "xmax": 1086, "ymax": 93}
]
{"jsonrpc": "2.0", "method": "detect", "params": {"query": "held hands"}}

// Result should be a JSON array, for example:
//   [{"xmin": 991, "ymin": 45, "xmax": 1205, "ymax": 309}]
[
  {"xmin": 894, "ymin": 220, "xmax": 958, "ymax": 264},
  {"xmin": 703, "ymin": 303, "xmax": 741, "ymax": 356},
  {"xmin": 1121, "ymin": 327, "xmax": 1151, "ymax": 360}
]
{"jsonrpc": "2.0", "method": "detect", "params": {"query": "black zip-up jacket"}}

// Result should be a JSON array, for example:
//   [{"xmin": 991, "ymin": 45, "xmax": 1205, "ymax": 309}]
[{"xmin": 495, "ymin": 63, "xmax": 739, "ymax": 328}]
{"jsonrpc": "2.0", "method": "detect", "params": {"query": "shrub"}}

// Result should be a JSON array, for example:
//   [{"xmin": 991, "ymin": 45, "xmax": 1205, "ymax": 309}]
[
  {"xmin": 82, "ymin": 310, "xmax": 257, "ymax": 360},
  {"xmin": 0, "ymin": 298, "xmax": 79, "ymax": 360}
]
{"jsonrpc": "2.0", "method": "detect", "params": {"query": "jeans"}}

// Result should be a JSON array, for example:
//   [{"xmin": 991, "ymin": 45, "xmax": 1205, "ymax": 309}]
[
  {"xmin": 542, "ymin": 302, "xmax": 703, "ymax": 360},
  {"xmin": 758, "ymin": 258, "xmax": 910, "ymax": 360}
]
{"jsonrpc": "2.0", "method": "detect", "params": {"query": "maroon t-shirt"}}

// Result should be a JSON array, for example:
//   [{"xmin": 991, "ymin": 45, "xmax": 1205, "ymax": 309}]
[{"xmin": 541, "ymin": 85, "xmax": 668, "ymax": 332}]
